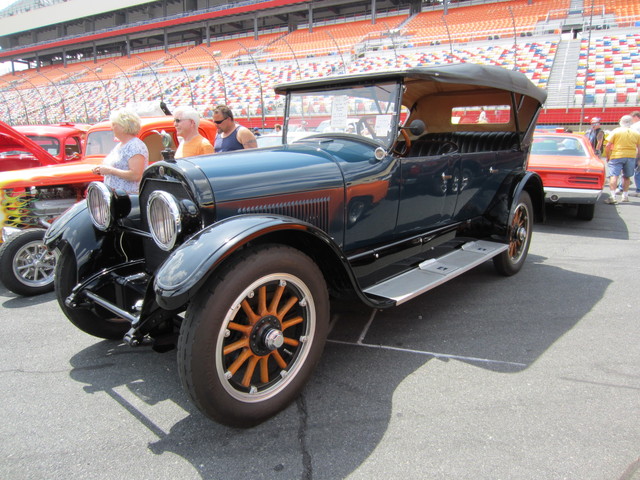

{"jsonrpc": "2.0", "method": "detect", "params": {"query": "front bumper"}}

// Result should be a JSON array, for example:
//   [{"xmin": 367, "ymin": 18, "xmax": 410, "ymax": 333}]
[{"xmin": 544, "ymin": 187, "xmax": 602, "ymax": 205}]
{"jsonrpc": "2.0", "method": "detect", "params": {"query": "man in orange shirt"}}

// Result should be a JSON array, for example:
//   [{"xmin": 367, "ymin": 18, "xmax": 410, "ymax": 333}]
[{"xmin": 173, "ymin": 106, "xmax": 214, "ymax": 159}]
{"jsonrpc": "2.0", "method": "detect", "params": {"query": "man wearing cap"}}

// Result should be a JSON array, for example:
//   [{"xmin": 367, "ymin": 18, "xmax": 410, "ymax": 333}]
[
  {"xmin": 585, "ymin": 117, "xmax": 605, "ymax": 155},
  {"xmin": 604, "ymin": 114, "xmax": 640, "ymax": 204}
]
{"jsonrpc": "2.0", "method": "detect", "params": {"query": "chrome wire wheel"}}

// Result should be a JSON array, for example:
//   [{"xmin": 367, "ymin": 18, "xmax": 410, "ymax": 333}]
[
  {"xmin": 0, "ymin": 229, "xmax": 58, "ymax": 296},
  {"xmin": 217, "ymin": 273, "xmax": 316, "ymax": 402},
  {"xmin": 12, "ymin": 239, "xmax": 57, "ymax": 289}
]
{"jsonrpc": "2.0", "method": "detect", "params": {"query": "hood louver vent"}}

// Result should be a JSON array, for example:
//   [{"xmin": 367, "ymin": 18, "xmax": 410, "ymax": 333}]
[{"xmin": 238, "ymin": 197, "xmax": 330, "ymax": 232}]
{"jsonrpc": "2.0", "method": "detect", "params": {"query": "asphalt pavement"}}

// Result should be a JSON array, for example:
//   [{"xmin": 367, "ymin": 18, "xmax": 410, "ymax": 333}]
[{"xmin": 1, "ymin": 193, "xmax": 639, "ymax": 480}]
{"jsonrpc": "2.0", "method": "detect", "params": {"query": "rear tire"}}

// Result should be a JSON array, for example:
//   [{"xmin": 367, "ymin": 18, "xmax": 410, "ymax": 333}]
[
  {"xmin": 55, "ymin": 244, "xmax": 129, "ymax": 340},
  {"xmin": 177, "ymin": 244, "xmax": 329, "ymax": 427},
  {"xmin": 0, "ymin": 229, "xmax": 56, "ymax": 296},
  {"xmin": 493, "ymin": 191, "xmax": 533, "ymax": 276}
]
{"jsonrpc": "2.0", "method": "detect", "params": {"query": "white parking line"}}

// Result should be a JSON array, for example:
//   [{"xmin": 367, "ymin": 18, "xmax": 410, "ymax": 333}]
[
  {"xmin": 329, "ymin": 309, "xmax": 527, "ymax": 368},
  {"xmin": 326, "ymin": 339, "xmax": 528, "ymax": 367}
]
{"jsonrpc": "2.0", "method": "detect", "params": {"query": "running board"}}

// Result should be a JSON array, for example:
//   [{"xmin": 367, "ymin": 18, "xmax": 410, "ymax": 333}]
[{"xmin": 363, "ymin": 240, "xmax": 508, "ymax": 305}]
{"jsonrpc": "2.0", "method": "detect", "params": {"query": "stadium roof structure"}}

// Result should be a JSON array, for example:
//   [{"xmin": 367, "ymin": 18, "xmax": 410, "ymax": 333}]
[{"xmin": 0, "ymin": 0, "xmax": 411, "ymax": 66}]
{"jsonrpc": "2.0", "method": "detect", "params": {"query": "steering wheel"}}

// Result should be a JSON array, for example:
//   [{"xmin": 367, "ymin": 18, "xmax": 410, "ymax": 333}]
[
  {"xmin": 392, "ymin": 128, "xmax": 411, "ymax": 156},
  {"xmin": 357, "ymin": 117, "xmax": 377, "ymax": 139}
]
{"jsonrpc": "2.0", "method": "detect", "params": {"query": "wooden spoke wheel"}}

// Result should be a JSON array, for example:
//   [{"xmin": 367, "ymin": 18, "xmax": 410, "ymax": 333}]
[
  {"xmin": 178, "ymin": 245, "xmax": 329, "ymax": 427},
  {"xmin": 493, "ymin": 191, "xmax": 533, "ymax": 276}
]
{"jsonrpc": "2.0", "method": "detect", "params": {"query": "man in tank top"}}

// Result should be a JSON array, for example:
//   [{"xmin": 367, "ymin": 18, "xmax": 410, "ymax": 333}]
[{"xmin": 212, "ymin": 105, "xmax": 257, "ymax": 153}]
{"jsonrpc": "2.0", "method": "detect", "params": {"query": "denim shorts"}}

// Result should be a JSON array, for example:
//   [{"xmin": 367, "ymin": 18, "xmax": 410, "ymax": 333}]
[{"xmin": 608, "ymin": 157, "xmax": 636, "ymax": 178}]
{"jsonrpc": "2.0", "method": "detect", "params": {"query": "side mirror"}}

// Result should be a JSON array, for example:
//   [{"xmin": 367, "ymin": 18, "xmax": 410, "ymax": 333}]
[{"xmin": 403, "ymin": 119, "xmax": 425, "ymax": 136}]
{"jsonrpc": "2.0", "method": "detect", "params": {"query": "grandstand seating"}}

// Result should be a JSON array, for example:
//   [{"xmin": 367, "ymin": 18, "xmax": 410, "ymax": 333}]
[
  {"xmin": 576, "ymin": 33, "xmax": 640, "ymax": 106},
  {"xmin": 404, "ymin": 0, "xmax": 570, "ymax": 45},
  {"xmin": 587, "ymin": 0, "xmax": 640, "ymax": 22},
  {"xmin": 265, "ymin": 16, "xmax": 406, "ymax": 60},
  {"xmin": 0, "ymin": 2, "xmax": 639, "ymax": 126}
]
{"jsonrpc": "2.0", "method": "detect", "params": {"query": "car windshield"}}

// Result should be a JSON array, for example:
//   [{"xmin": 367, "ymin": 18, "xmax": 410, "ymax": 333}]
[
  {"xmin": 532, "ymin": 137, "xmax": 587, "ymax": 156},
  {"xmin": 25, "ymin": 135, "xmax": 60, "ymax": 156},
  {"xmin": 85, "ymin": 130, "xmax": 118, "ymax": 156},
  {"xmin": 285, "ymin": 82, "xmax": 401, "ymax": 149}
]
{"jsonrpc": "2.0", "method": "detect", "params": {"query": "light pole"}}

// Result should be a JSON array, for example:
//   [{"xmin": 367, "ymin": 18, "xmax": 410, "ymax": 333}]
[
  {"xmin": 238, "ymin": 42, "xmax": 265, "ymax": 128},
  {"xmin": 197, "ymin": 45, "xmax": 229, "ymax": 105}
]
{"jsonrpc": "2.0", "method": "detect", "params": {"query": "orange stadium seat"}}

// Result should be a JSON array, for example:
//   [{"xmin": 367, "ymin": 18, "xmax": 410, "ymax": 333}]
[{"xmin": 1, "ymin": 2, "xmax": 640, "ymax": 124}]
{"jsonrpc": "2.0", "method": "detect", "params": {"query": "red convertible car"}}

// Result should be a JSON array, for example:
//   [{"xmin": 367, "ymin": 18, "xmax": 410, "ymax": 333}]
[{"xmin": 528, "ymin": 132, "xmax": 606, "ymax": 220}]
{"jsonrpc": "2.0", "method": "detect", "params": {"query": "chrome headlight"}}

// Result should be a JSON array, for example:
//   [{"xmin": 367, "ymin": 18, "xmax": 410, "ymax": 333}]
[
  {"xmin": 87, "ymin": 182, "xmax": 114, "ymax": 231},
  {"xmin": 86, "ymin": 182, "xmax": 132, "ymax": 231},
  {"xmin": 147, "ymin": 191, "xmax": 182, "ymax": 251}
]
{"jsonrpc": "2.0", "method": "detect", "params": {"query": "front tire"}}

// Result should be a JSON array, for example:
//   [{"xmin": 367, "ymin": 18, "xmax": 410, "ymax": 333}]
[
  {"xmin": 177, "ymin": 245, "xmax": 329, "ymax": 428},
  {"xmin": 0, "ymin": 229, "xmax": 56, "ymax": 296},
  {"xmin": 493, "ymin": 191, "xmax": 533, "ymax": 276},
  {"xmin": 55, "ymin": 244, "xmax": 129, "ymax": 340}
]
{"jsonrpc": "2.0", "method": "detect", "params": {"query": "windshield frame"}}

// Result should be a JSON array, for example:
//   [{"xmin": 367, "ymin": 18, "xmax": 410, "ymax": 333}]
[{"xmin": 283, "ymin": 80, "xmax": 403, "ymax": 149}]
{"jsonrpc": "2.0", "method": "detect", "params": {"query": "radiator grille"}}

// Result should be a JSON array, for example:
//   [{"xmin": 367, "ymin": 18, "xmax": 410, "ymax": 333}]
[{"xmin": 238, "ymin": 197, "xmax": 330, "ymax": 232}]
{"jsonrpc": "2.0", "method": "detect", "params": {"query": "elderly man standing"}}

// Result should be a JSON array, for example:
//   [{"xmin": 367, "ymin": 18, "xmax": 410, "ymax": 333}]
[
  {"xmin": 173, "ymin": 106, "xmax": 214, "ymax": 159},
  {"xmin": 604, "ymin": 114, "xmax": 640, "ymax": 204},
  {"xmin": 212, "ymin": 105, "xmax": 257, "ymax": 152}
]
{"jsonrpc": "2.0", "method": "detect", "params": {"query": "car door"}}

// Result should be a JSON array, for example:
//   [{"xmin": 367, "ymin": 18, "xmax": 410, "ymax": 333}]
[
  {"xmin": 396, "ymin": 149, "xmax": 459, "ymax": 235},
  {"xmin": 452, "ymin": 138, "xmax": 522, "ymax": 221}
]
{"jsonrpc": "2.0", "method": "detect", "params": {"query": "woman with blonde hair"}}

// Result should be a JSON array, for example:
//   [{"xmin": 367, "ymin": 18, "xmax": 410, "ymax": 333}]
[{"xmin": 92, "ymin": 108, "xmax": 149, "ymax": 193}]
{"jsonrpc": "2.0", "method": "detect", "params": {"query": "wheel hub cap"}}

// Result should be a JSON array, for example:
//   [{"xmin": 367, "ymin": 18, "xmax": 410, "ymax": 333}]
[
  {"xmin": 516, "ymin": 226, "xmax": 527, "ymax": 242},
  {"xmin": 263, "ymin": 329, "xmax": 284, "ymax": 351},
  {"xmin": 250, "ymin": 315, "xmax": 283, "ymax": 356}
]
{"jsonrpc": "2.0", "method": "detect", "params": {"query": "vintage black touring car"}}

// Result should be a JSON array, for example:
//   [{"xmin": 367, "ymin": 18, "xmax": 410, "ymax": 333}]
[{"xmin": 45, "ymin": 64, "xmax": 547, "ymax": 427}]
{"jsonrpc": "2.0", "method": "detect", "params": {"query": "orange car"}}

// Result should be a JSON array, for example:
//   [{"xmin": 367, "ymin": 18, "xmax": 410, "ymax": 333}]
[
  {"xmin": 528, "ymin": 132, "xmax": 606, "ymax": 221},
  {"xmin": 0, "ymin": 115, "xmax": 217, "ymax": 296}
]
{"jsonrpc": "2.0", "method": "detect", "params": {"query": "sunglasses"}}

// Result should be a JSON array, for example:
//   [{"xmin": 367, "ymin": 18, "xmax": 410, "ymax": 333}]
[{"xmin": 214, "ymin": 117, "xmax": 228, "ymax": 125}]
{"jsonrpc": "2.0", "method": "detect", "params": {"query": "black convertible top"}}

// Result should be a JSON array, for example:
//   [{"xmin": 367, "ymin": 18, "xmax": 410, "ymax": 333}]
[{"xmin": 274, "ymin": 63, "xmax": 547, "ymax": 105}]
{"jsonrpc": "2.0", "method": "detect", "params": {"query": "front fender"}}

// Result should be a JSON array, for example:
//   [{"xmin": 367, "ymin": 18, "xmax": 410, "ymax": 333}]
[
  {"xmin": 43, "ymin": 201, "xmax": 101, "ymax": 276},
  {"xmin": 44, "ymin": 196, "xmax": 141, "ymax": 280},
  {"xmin": 154, "ymin": 214, "xmax": 382, "ymax": 311}
]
